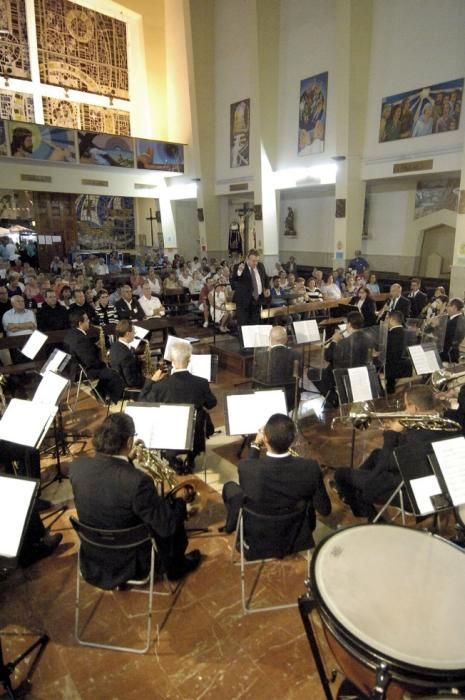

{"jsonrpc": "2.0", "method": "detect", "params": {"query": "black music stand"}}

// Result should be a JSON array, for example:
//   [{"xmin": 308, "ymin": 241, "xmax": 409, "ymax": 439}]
[{"xmin": 0, "ymin": 475, "xmax": 49, "ymax": 700}]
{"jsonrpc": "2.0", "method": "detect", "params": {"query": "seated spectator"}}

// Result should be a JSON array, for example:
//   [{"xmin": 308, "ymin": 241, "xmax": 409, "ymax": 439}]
[
  {"xmin": 342, "ymin": 273, "xmax": 358, "ymax": 298},
  {"xmin": 146, "ymin": 267, "xmax": 163, "ymax": 296},
  {"xmin": 50, "ymin": 256, "xmax": 63, "ymax": 275},
  {"xmin": 68, "ymin": 289, "xmax": 99, "ymax": 325},
  {"xmin": 210, "ymin": 281, "xmax": 231, "ymax": 333},
  {"xmin": 188, "ymin": 271, "xmax": 204, "ymax": 297},
  {"xmin": 6, "ymin": 271, "xmax": 24, "ymax": 297},
  {"xmin": 108, "ymin": 254, "xmax": 121, "ymax": 273},
  {"xmin": 73, "ymin": 255, "xmax": 85, "ymax": 273},
  {"xmin": 366, "ymin": 272, "xmax": 380, "ymax": 294},
  {"xmin": 321, "ymin": 273, "xmax": 342, "ymax": 300},
  {"xmin": 37, "ymin": 289, "xmax": 69, "ymax": 331},
  {"xmin": 115, "ymin": 284, "xmax": 144, "ymax": 321},
  {"xmin": 137, "ymin": 281, "xmax": 166, "ymax": 318},
  {"xmin": 177, "ymin": 264, "xmax": 192, "ymax": 289},
  {"xmin": 129, "ymin": 267, "xmax": 144, "ymax": 291},
  {"xmin": 2, "ymin": 295, "xmax": 37, "ymax": 363},
  {"xmin": 91, "ymin": 278, "xmax": 105, "ymax": 299},
  {"xmin": 59, "ymin": 285, "xmax": 73, "ymax": 310},
  {"xmin": 95, "ymin": 289, "xmax": 119, "ymax": 326},
  {"xmin": 95, "ymin": 257, "xmax": 109, "ymax": 275},
  {"xmin": 278, "ymin": 270, "xmax": 289, "ymax": 289},
  {"xmin": 163, "ymin": 271, "xmax": 180, "ymax": 291},
  {"xmin": 23, "ymin": 283, "xmax": 38, "ymax": 311},
  {"xmin": 306, "ymin": 277, "xmax": 324, "ymax": 301},
  {"xmin": 199, "ymin": 277, "xmax": 215, "ymax": 328}
]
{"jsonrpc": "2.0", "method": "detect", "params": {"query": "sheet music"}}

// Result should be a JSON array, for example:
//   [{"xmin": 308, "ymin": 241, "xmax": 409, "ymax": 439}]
[
  {"xmin": 432, "ymin": 437, "xmax": 465, "ymax": 507},
  {"xmin": 33, "ymin": 372, "xmax": 68, "ymax": 407},
  {"xmin": 188, "ymin": 354, "xmax": 211, "ymax": 382},
  {"xmin": 348, "ymin": 367, "xmax": 373, "ymax": 403},
  {"xmin": 409, "ymin": 345, "xmax": 439, "ymax": 375},
  {"xmin": 21, "ymin": 330, "xmax": 47, "ymax": 359},
  {"xmin": 125, "ymin": 404, "xmax": 193, "ymax": 450},
  {"xmin": 293, "ymin": 320, "xmax": 320, "ymax": 344},
  {"xmin": 0, "ymin": 399, "xmax": 56, "ymax": 447},
  {"xmin": 226, "ymin": 389, "xmax": 287, "ymax": 435},
  {"xmin": 133, "ymin": 325, "xmax": 149, "ymax": 339},
  {"xmin": 40, "ymin": 349, "xmax": 68, "ymax": 376},
  {"xmin": 0, "ymin": 476, "xmax": 37, "ymax": 558},
  {"xmin": 241, "ymin": 325, "xmax": 273, "ymax": 348},
  {"xmin": 410, "ymin": 475, "xmax": 442, "ymax": 515},
  {"xmin": 163, "ymin": 335, "xmax": 191, "ymax": 361}
]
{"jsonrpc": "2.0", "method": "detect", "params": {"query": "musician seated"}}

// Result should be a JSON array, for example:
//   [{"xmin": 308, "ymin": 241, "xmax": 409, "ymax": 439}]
[
  {"xmin": 408, "ymin": 277, "xmax": 428, "ymax": 318},
  {"xmin": 137, "ymin": 281, "xmax": 166, "ymax": 319},
  {"xmin": 421, "ymin": 286, "xmax": 448, "ymax": 321},
  {"xmin": 254, "ymin": 326, "xmax": 301, "ymax": 411},
  {"xmin": 222, "ymin": 413, "xmax": 331, "ymax": 537},
  {"xmin": 444, "ymin": 384, "xmax": 465, "ymax": 433},
  {"xmin": 314, "ymin": 312, "xmax": 372, "ymax": 403},
  {"xmin": 64, "ymin": 310, "xmax": 123, "ymax": 403},
  {"xmin": 138, "ymin": 341, "xmax": 217, "ymax": 473},
  {"xmin": 441, "ymin": 298, "xmax": 465, "ymax": 364},
  {"xmin": 378, "ymin": 283, "xmax": 410, "ymax": 322},
  {"xmin": 109, "ymin": 320, "xmax": 145, "ymax": 389},
  {"xmin": 351, "ymin": 287, "xmax": 377, "ymax": 327},
  {"xmin": 69, "ymin": 414, "xmax": 201, "ymax": 587},
  {"xmin": 115, "ymin": 285, "xmax": 144, "ymax": 322},
  {"xmin": 384, "ymin": 310, "xmax": 412, "ymax": 394},
  {"xmin": 332, "ymin": 386, "xmax": 454, "ymax": 520}
]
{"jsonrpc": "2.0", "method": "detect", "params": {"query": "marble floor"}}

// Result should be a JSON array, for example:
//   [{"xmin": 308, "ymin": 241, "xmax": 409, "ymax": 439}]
[{"xmin": 0, "ymin": 368, "xmax": 453, "ymax": 700}]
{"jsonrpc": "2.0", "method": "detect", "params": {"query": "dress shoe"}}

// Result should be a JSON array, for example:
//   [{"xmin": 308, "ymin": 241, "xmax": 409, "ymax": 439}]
[
  {"xmin": 167, "ymin": 549, "xmax": 201, "ymax": 581},
  {"xmin": 22, "ymin": 533, "xmax": 62, "ymax": 567}
]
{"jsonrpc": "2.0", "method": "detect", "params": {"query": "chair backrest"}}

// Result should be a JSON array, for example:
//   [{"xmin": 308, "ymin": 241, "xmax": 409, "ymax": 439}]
[
  {"xmin": 240, "ymin": 503, "xmax": 309, "ymax": 561},
  {"xmin": 70, "ymin": 515, "xmax": 151, "ymax": 550}
]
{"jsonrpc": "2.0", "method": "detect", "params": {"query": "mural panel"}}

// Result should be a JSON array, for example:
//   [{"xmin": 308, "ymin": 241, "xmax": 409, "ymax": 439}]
[
  {"xmin": 0, "ymin": 0, "xmax": 30, "ymax": 79},
  {"xmin": 76, "ymin": 194, "xmax": 135, "ymax": 249}
]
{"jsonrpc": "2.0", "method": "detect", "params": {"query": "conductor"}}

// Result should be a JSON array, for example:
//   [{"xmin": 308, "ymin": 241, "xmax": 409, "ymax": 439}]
[{"xmin": 231, "ymin": 249, "xmax": 270, "ymax": 333}]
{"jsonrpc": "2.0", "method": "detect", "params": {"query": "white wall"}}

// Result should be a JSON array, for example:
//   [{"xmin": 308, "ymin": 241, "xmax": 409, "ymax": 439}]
[
  {"xmin": 278, "ymin": 186, "xmax": 334, "ymax": 265},
  {"xmin": 276, "ymin": 0, "xmax": 337, "ymax": 171},
  {"xmin": 172, "ymin": 199, "xmax": 199, "ymax": 260},
  {"xmin": 364, "ymin": 0, "xmax": 465, "ymax": 177}
]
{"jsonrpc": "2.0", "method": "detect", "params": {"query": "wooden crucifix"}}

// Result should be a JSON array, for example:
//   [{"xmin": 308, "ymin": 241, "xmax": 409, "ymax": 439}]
[{"xmin": 146, "ymin": 207, "xmax": 157, "ymax": 247}]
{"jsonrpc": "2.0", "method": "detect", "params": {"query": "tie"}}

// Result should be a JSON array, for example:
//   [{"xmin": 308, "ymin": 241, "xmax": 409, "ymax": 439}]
[{"xmin": 250, "ymin": 267, "xmax": 259, "ymax": 301}]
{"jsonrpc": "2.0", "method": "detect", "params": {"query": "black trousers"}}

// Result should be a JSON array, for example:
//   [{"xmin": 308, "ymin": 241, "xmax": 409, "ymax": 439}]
[
  {"xmin": 87, "ymin": 367, "xmax": 124, "ymax": 403},
  {"xmin": 222, "ymin": 481, "xmax": 244, "ymax": 532}
]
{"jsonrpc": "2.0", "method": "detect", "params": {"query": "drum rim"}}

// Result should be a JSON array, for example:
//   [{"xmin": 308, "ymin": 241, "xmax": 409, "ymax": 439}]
[{"xmin": 310, "ymin": 523, "xmax": 465, "ymax": 684}]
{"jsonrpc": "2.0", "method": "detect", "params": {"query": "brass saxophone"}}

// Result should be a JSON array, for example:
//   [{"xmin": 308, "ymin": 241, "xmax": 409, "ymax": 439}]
[
  {"xmin": 345, "ymin": 405, "xmax": 461, "ymax": 432},
  {"xmin": 142, "ymin": 339, "xmax": 157, "ymax": 376},
  {"xmin": 0, "ymin": 374, "xmax": 6, "ymax": 414},
  {"xmin": 93, "ymin": 324, "xmax": 108, "ymax": 364}
]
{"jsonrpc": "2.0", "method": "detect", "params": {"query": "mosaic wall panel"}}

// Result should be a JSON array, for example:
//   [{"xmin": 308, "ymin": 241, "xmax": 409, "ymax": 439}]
[
  {"xmin": 76, "ymin": 194, "xmax": 135, "ymax": 249},
  {"xmin": 0, "ymin": 0, "xmax": 30, "ymax": 79},
  {"xmin": 35, "ymin": 0, "xmax": 129, "ymax": 99},
  {"xmin": 42, "ymin": 98, "xmax": 130, "ymax": 135},
  {"xmin": 0, "ymin": 90, "xmax": 34, "ymax": 121}
]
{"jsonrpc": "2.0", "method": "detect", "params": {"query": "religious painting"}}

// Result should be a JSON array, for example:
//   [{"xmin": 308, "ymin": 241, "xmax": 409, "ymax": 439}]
[
  {"xmin": 78, "ymin": 131, "xmax": 134, "ymax": 167},
  {"xmin": 136, "ymin": 139, "xmax": 184, "ymax": 172},
  {"xmin": 76, "ymin": 194, "xmax": 135, "ymax": 249},
  {"xmin": 42, "ymin": 97, "xmax": 79, "ymax": 129},
  {"xmin": 8, "ymin": 121, "xmax": 77, "ymax": 161},
  {"xmin": 0, "ymin": 90, "xmax": 34, "ymax": 121},
  {"xmin": 298, "ymin": 72, "xmax": 327, "ymax": 156},
  {"xmin": 0, "ymin": 0, "xmax": 30, "ymax": 79},
  {"xmin": 230, "ymin": 98, "xmax": 250, "ymax": 168},
  {"xmin": 414, "ymin": 178, "xmax": 460, "ymax": 219},
  {"xmin": 34, "ymin": 0, "xmax": 129, "ymax": 99},
  {"xmin": 79, "ymin": 104, "xmax": 130, "ymax": 136},
  {"xmin": 379, "ymin": 78, "xmax": 463, "ymax": 143}
]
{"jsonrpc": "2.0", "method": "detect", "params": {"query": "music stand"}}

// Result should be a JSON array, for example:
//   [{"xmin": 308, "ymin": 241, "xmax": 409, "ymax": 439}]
[
  {"xmin": 0, "ymin": 474, "xmax": 49, "ymax": 700},
  {"xmin": 224, "ymin": 388, "xmax": 287, "ymax": 457},
  {"xmin": 124, "ymin": 402, "xmax": 195, "ymax": 453},
  {"xmin": 408, "ymin": 342, "xmax": 442, "ymax": 378},
  {"xmin": 240, "ymin": 325, "xmax": 272, "ymax": 350},
  {"xmin": 333, "ymin": 366, "xmax": 384, "ymax": 468},
  {"xmin": 188, "ymin": 354, "xmax": 218, "ymax": 383}
]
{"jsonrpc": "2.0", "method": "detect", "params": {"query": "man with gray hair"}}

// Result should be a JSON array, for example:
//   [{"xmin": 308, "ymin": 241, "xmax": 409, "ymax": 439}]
[
  {"xmin": 2, "ymin": 294, "xmax": 37, "ymax": 363},
  {"xmin": 139, "ymin": 341, "xmax": 217, "ymax": 473}
]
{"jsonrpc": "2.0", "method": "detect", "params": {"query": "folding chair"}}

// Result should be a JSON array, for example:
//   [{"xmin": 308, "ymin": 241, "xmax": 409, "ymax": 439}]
[
  {"xmin": 70, "ymin": 516, "xmax": 176, "ymax": 654},
  {"xmin": 232, "ymin": 505, "xmax": 312, "ymax": 614}
]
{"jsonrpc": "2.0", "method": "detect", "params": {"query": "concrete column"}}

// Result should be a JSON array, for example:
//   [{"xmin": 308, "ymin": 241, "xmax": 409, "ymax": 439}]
[{"xmin": 333, "ymin": 0, "xmax": 372, "ymax": 268}]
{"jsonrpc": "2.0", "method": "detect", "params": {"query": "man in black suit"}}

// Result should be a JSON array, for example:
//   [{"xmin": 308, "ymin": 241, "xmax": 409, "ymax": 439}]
[
  {"xmin": 68, "ymin": 288, "xmax": 99, "ymax": 325},
  {"xmin": 378, "ymin": 283, "xmax": 410, "ymax": 322},
  {"xmin": 384, "ymin": 310, "xmax": 412, "ymax": 394},
  {"xmin": 231, "ymin": 249, "xmax": 270, "ymax": 336},
  {"xmin": 115, "ymin": 284, "xmax": 144, "ymax": 321},
  {"xmin": 408, "ymin": 277, "xmax": 428, "ymax": 318},
  {"xmin": 69, "ymin": 413, "xmax": 201, "ymax": 588},
  {"xmin": 254, "ymin": 325, "xmax": 301, "ymax": 411},
  {"xmin": 441, "ymin": 298, "xmax": 465, "ymax": 363},
  {"xmin": 333, "ymin": 386, "xmax": 453, "ymax": 519},
  {"xmin": 222, "ymin": 413, "xmax": 330, "ymax": 544},
  {"xmin": 109, "ymin": 319, "xmax": 145, "ymax": 389},
  {"xmin": 37, "ymin": 289, "xmax": 69, "ymax": 332},
  {"xmin": 64, "ymin": 309, "xmax": 123, "ymax": 403},
  {"xmin": 139, "ymin": 341, "xmax": 217, "ymax": 472}
]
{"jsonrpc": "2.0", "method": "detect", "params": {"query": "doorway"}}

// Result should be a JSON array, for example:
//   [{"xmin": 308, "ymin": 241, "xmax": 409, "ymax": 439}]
[{"xmin": 418, "ymin": 224, "xmax": 454, "ymax": 277}]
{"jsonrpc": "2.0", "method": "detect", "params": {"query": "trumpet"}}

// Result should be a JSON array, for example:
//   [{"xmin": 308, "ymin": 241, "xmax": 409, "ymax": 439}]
[
  {"xmin": 342, "ymin": 404, "xmax": 461, "ymax": 432},
  {"xmin": 432, "ymin": 367, "xmax": 465, "ymax": 392}
]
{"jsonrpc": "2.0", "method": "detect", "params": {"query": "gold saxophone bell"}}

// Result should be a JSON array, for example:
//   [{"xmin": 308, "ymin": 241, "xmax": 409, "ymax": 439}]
[{"xmin": 93, "ymin": 324, "xmax": 109, "ymax": 364}]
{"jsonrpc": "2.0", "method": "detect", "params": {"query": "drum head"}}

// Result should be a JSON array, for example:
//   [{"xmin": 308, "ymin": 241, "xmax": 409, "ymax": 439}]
[{"xmin": 313, "ymin": 524, "xmax": 465, "ymax": 672}]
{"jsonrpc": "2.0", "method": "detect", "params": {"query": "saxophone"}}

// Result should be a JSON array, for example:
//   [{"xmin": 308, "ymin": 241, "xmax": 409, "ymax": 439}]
[
  {"xmin": 0, "ymin": 374, "xmax": 6, "ymax": 414},
  {"xmin": 94, "ymin": 324, "xmax": 108, "ymax": 364},
  {"xmin": 142, "ymin": 339, "xmax": 157, "ymax": 376}
]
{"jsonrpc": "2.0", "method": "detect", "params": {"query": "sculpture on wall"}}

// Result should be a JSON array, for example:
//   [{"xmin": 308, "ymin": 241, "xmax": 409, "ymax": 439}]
[{"xmin": 284, "ymin": 207, "xmax": 297, "ymax": 237}]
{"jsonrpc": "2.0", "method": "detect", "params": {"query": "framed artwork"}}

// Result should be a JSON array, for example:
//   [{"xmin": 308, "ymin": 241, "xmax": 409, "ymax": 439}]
[
  {"xmin": 379, "ymin": 78, "xmax": 463, "ymax": 143},
  {"xmin": 136, "ymin": 139, "xmax": 184, "ymax": 172},
  {"xmin": 78, "ymin": 131, "xmax": 134, "ymax": 167},
  {"xmin": 8, "ymin": 121, "xmax": 76, "ymax": 161},
  {"xmin": 230, "ymin": 98, "xmax": 250, "ymax": 168},
  {"xmin": 298, "ymin": 72, "xmax": 328, "ymax": 155}
]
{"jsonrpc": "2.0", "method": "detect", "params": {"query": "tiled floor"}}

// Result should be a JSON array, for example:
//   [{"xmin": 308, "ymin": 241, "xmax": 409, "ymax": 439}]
[{"xmin": 0, "ymin": 367, "xmax": 454, "ymax": 699}]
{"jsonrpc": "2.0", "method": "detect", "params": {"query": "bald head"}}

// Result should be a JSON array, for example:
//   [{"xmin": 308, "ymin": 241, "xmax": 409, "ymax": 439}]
[{"xmin": 270, "ymin": 326, "xmax": 287, "ymax": 346}]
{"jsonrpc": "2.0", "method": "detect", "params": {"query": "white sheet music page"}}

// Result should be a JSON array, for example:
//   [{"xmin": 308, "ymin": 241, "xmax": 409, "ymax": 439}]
[
  {"xmin": 41, "ymin": 348, "xmax": 67, "ymax": 375},
  {"xmin": 226, "ymin": 389, "xmax": 287, "ymax": 435},
  {"xmin": 133, "ymin": 325, "xmax": 149, "ymax": 339},
  {"xmin": 409, "ymin": 345, "xmax": 431, "ymax": 375},
  {"xmin": 0, "ymin": 477, "xmax": 37, "ymax": 558},
  {"xmin": 124, "ymin": 405, "xmax": 153, "ymax": 446},
  {"xmin": 0, "ymin": 399, "xmax": 53, "ymax": 447},
  {"xmin": 33, "ymin": 372, "xmax": 68, "ymax": 407},
  {"xmin": 125, "ymin": 404, "xmax": 192, "ymax": 450},
  {"xmin": 424, "ymin": 349, "xmax": 440, "ymax": 372},
  {"xmin": 348, "ymin": 367, "xmax": 373, "ymax": 403},
  {"xmin": 241, "ymin": 325, "xmax": 272, "ymax": 348},
  {"xmin": 410, "ymin": 475, "xmax": 442, "ymax": 515},
  {"xmin": 21, "ymin": 330, "xmax": 47, "ymax": 359},
  {"xmin": 164, "ymin": 335, "xmax": 191, "ymax": 361},
  {"xmin": 432, "ymin": 437, "xmax": 465, "ymax": 506},
  {"xmin": 188, "ymin": 355, "xmax": 211, "ymax": 382},
  {"xmin": 293, "ymin": 320, "xmax": 320, "ymax": 344}
]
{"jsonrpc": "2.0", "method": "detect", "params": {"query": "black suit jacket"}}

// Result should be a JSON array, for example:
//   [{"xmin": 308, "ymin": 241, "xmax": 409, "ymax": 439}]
[
  {"xmin": 238, "ymin": 449, "xmax": 330, "ymax": 550},
  {"xmin": 231, "ymin": 262, "xmax": 269, "ymax": 308},
  {"xmin": 442, "ymin": 314, "xmax": 465, "ymax": 363},
  {"xmin": 325, "ymin": 330, "xmax": 371, "ymax": 369},
  {"xmin": 64, "ymin": 327, "xmax": 104, "ymax": 372},
  {"xmin": 390, "ymin": 295, "xmax": 410, "ymax": 319},
  {"xmin": 385, "ymin": 326, "xmax": 411, "ymax": 380},
  {"xmin": 37, "ymin": 302, "xmax": 70, "ymax": 332},
  {"xmin": 355, "ymin": 297, "xmax": 377, "ymax": 327},
  {"xmin": 109, "ymin": 340, "xmax": 144, "ymax": 388},
  {"xmin": 253, "ymin": 345, "xmax": 301, "ymax": 410},
  {"xmin": 139, "ymin": 370, "xmax": 217, "ymax": 453},
  {"xmin": 115, "ymin": 297, "xmax": 144, "ymax": 321},
  {"xmin": 408, "ymin": 290, "xmax": 428, "ymax": 318},
  {"xmin": 70, "ymin": 454, "xmax": 186, "ymax": 589}
]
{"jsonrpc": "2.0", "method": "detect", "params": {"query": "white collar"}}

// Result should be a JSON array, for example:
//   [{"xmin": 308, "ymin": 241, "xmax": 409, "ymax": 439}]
[{"xmin": 266, "ymin": 451, "xmax": 290, "ymax": 458}]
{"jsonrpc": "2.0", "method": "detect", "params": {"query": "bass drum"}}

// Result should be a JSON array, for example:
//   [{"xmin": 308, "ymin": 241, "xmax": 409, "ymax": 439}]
[{"xmin": 311, "ymin": 524, "xmax": 465, "ymax": 699}]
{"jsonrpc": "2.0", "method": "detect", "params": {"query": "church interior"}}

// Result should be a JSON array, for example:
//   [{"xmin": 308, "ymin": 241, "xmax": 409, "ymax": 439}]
[{"xmin": 1, "ymin": 1, "xmax": 465, "ymax": 698}]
